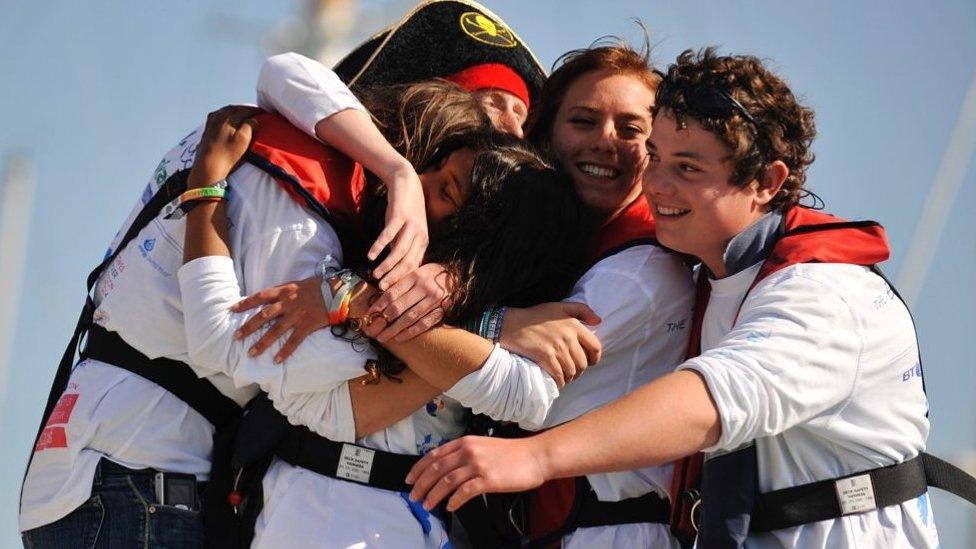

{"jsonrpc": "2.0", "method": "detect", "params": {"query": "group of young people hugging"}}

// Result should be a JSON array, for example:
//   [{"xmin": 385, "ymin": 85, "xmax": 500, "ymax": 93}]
[{"xmin": 19, "ymin": 1, "xmax": 957, "ymax": 548}]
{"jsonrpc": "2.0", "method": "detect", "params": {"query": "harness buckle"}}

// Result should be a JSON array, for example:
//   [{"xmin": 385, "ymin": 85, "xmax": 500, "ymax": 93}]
[
  {"xmin": 679, "ymin": 488, "xmax": 703, "ymax": 533},
  {"xmin": 834, "ymin": 473, "xmax": 877, "ymax": 515}
]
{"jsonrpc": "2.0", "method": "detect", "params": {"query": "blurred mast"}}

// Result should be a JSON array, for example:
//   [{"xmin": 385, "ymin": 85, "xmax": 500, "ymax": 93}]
[
  {"xmin": 264, "ymin": 0, "xmax": 410, "ymax": 65},
  {"xmin": 898, "ymin": 72, "xmax": 976, "ymax": 306},
  {"xmin": 0, "ymin": 154, "xmax": 36, "ymax": 422},
  {"xmin": 266, "ymin": 0, "xmax": 358, "ymax": 65}
]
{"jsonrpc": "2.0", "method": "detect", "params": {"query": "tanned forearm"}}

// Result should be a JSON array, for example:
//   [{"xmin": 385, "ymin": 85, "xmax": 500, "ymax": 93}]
[
  {"xmin": 183, "ymin": 202, "xmax": 231, "ymax": 263},
  {"xmin": 534, "ymin": 370, "xmax": 722, "ymax": 480},
  {"xmin": 314, "ymin": 109, "xmax": 413, "ymax": 182},
  {"xmin": 349, "ymin": 369, "xmax": 442, "ymax": 438},
  {"xmin": 381, "ymin": 326, "xmax": 495, "ymax": 391}
]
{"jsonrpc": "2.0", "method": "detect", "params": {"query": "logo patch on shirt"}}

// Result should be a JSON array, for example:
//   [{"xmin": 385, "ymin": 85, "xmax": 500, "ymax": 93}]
[
  {"xmin": 35, "ymin": 427, "xmax": 68, "ymax": 452},
  {"xmin": 47, "ymin": 394, "xmax": 78, "ymax": 425},
  {"xmin": 138, "ymin": 238, "xmax": 172, "ymax": 277},
  {"xmin": 666, "ymin": 319, "xmax": 686, "ymax": 333},
  {"xmin": 902, "ymin": 361, "xmax": 923, "ymax": 382},
  {"xmin": 873, "ymin": 284, "xmax": 896, "ymax": 310},
  {"xmin": 34, "ymin": 393, "xmax": 78, "ymax": 451}
]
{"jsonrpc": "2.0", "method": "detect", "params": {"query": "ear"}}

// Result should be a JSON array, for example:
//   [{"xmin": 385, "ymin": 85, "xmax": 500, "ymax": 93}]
[{"xmin": 753, "ymin": 160, "xmax": 789, "ymax": 207}]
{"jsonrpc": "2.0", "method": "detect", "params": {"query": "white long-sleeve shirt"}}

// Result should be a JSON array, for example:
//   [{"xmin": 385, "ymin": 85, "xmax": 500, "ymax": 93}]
[
  {"xmin": 19, "ymin": 61, "xmax": 367, "ymax": 533},
  {"xmin": 680, "ymin": 261, "xmax": 938, "ymax": 548},
  {"xmin": 537, "ymin": 245, "xmax": 694, "ymax": 549}
]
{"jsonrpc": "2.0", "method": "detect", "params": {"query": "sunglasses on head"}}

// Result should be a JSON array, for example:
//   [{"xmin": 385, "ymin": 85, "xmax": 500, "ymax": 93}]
[{"xmin": 657, "ymin": 80, "xmax": 757, "ymax": 126}]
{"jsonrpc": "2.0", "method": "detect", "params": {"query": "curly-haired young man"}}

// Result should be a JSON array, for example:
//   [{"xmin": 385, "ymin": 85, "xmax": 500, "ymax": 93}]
[{"xmin": 405, "ymin": 48, "xmax": 947, "ymax": 548}]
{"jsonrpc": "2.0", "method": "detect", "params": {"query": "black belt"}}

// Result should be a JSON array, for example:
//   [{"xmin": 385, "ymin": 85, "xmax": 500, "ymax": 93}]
[
  {"xmin": 82, "ymin": 325, "xmax": 241, "ymax": 429},
  {"xmin": 275, "ymin": 424, "xmax": 419, "ymax": 493},
  {"xmin": 750, "ymin": 453, "xmax": 976, "ymax": 532},
  {"xmin": 96, "ymin": 458, "xmax": 164, "ymax": 479},
  {"xmin": 575, "ymin": 482, "xmax": 671, "ymax": 529}
]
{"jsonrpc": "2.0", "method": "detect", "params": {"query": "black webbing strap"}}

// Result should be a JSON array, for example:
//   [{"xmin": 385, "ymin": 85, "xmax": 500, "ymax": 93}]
[
  {"xmin": 750, "ymin": 452, "xmax": 976, "ymax": 532},
  {"xmin": 31, "ymin": 170, "xmax": 193, "ymax": 454},
  {"xmin": 574, "ymin": 482, "xmax": 671, "ymax": 529},
  {"xmin": 921, "ymin": 453, "xmax": 976, "ymax": 506},
  {"xmin": 83, "ymin": 325, "xmax": 240, "ymax": 428},
  {"xmin": 527, "ymin": 476, "xmax": 671, "ymax": 548},
  {"xmin": 750, "ymin": 454, "xmax": 926, "ymax": 532},
  {"xmin": 274, "ymin": 424, "xmax": 419, "ymax": 492},
  {"xmin": 22, "ymin": 169, "xmax": 200, "ymax": 506}
]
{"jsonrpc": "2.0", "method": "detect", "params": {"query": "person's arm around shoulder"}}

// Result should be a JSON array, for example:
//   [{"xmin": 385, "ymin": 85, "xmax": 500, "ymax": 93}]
[
  {"xmin": 256, "ymin": 52, "xmax": 366, "ymax": 139},
  {"xmin": 257, "ymin": 53, "xmax": 427, "ymax": 284}
]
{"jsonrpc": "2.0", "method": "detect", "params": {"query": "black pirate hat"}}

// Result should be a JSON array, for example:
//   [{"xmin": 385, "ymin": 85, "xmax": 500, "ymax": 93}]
[{"xmin": 334, "ymin": 0, "xmax": 546, "ymax": 107}]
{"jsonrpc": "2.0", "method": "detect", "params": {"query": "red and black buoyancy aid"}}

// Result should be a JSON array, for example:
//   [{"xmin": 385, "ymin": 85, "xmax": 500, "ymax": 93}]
[
  {"xmin": 587, "ymin": 194, "xmax": 659, "ymax": 263},
  {"xmin": 246, "ymin": 112, "xmax": 369, "ymax": 241},
  {"xmin": 669, "ymin": 207, "xmax": 892, "ymax": 547}
]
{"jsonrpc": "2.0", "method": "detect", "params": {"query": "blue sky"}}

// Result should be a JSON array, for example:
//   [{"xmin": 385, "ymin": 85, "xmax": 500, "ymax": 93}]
[{"xmin": 1, "ymin": 1, "xmax": 973, "ymax": 546}]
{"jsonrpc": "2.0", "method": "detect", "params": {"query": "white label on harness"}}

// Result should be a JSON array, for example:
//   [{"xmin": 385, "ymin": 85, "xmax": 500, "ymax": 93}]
[
  {"xmin": 337, "ymin": 444, "xmax": 375, "ymax": 484},
  {"xmin": 834, "ymin": 474, "xmax": 877, "ymax": 515}
]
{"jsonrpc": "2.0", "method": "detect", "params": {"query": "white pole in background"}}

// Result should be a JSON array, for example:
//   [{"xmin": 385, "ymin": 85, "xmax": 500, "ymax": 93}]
[
  {"xmin": 0, "ymin": 153, "xmax": 36, "ymax": 424},
  {"xmin": 898, "ymin": 72, "xmax": 976, "ymax": 306}
]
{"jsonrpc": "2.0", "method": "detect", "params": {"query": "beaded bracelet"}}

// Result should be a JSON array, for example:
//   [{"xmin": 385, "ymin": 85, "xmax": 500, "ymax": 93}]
[
  {"xmin": 489, "ymin": 306, "xmax": 508, "ymax": 343},
  {"xmin": 465, "ymin": 305, "xmax": 507, "ymax": 343}
]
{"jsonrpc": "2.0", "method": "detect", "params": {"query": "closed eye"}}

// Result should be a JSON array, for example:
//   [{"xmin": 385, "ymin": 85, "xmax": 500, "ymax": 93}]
[{"xmin": 569, "ymin": 117, "xmax": 595, "ymax": 126}]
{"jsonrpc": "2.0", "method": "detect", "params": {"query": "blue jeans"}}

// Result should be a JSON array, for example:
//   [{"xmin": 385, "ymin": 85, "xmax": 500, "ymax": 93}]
[{"xmin": 22, "ymin": 460, "xmax": 204, "ymax": 549}]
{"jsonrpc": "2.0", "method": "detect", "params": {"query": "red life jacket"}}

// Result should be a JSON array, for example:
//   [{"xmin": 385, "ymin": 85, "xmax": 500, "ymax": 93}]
[
  {"xmin": 515, "ymin": 195, "xmax": 664, "ymax": 547},
  {"xmin": 669, "ymin": 206, "xmax": 890, "ymax": 547},
  {"xmin": 587, "ymin": 194, "xmax": 658, "ymax": 263},
  {"xmin": 246, "ymin": 112, "xmax": 367, "ymax": 227}
]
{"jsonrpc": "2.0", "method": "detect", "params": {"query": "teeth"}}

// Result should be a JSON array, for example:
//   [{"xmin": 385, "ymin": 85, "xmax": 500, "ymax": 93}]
[
  {"xmin": 656, "ymin": 206, "xmax": 690, "ymax": 216},
  {"xmin": 578, "ymin": 163, "xmax": 619, "ymax": 178}
]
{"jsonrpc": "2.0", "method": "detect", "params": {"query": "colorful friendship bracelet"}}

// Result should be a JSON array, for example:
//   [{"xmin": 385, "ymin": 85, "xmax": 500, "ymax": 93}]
[
  {"xmin": 162, "ymin": 180, "xmax": 229, "ymax": 219},
  {"xmin": 324, "ymin": 269, "xmax": 363, "ymax": 325}
]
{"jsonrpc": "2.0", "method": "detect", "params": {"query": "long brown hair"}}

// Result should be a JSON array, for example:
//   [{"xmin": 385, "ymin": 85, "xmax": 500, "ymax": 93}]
[{"xmin": 361, "ymin": 79, "xmax": 491, "ymax": 171}]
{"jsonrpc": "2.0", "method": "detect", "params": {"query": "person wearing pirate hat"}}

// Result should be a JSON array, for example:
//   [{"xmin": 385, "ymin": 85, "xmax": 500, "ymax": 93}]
[
  {"xmin": 263, "ymin": 0, "xmax": 546, "ymax": 143},
  {"xmin": 333, "ymin": 0, "xmax": 546, "ymax": 137}
]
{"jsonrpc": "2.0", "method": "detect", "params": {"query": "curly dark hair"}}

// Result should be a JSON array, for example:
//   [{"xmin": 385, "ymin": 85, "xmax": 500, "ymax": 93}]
[
  {"xmin": 655, "ymin": 47, "xmax": 817, "ymax": 211},
  {"xmin": 525, "ymin": 36, "xmax": 661, "ymax": 153}
]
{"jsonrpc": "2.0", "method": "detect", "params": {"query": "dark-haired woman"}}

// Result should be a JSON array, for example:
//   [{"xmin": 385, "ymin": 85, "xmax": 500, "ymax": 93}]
[
  {"xmin": 177, "ymin": 99, "xmax": 589, "ymax": 546},
  {"xmin": 469, "ymin": 42, "xmax": 693, "ymax": 548}
]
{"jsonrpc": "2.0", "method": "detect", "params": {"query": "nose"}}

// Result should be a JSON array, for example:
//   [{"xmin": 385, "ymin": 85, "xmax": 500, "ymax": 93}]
[
  {"xmin": 642, "ymin": 161, "xmax": 673, "ymax": 198},
  {"xmin": 496, "ymin": 109, "xmax": 524, "ymax": 138},
  {"xmin": 589, "ymin": 122, "xmax": 616, "ymax": 155}
]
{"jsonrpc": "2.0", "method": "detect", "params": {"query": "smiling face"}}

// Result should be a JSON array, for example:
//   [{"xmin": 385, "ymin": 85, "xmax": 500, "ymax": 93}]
[
  {"xmin": 644, "ymin": 111, "xmax": 773, "ymax": 275},
  {"xmin": 419, "ymin": 147, "xmax": 476, "ymax": 226},
  {"xmin": 549, "ymin": 70, "xmax": 654, "ymax": 219},
  {"xmin": 474, "ymin": 88, "xmax": 528, "ymax": 138}
]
